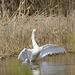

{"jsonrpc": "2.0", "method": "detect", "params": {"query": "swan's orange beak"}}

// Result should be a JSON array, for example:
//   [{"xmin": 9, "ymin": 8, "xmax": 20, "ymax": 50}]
[{"xmin": 36, "ymin": 30, "xmax": 39, "ymax": 32}]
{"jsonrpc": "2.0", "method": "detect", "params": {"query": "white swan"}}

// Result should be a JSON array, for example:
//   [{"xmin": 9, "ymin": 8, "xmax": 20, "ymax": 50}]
[{"xmin": 18, "ymin": 29, "xmax": 65, "ymax": 62}]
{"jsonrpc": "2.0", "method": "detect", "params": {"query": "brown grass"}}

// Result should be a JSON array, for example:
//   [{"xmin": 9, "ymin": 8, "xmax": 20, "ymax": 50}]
[{"xmin": 0, "ymin": 10, "xmax": 75, "ymax": 56}]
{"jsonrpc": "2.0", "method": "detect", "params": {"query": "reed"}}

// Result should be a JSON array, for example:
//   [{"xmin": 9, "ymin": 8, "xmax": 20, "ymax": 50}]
[
  {"xmin": 0, "ymin": 12, "xmax": 75, "ymax": 56},
  {"xmin": 0, "ymin": 0, "xmax": 75, "ymax": 56}
]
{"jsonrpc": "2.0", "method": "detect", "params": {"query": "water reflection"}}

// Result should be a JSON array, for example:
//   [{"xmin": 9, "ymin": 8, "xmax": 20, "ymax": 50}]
[
  {"xmin": 22, "ymin": 62, "xmax": 40, "ymax": 75},
  {"xmin": 0, "ymin": 54, "xmax": 75, "ymax": 75},
  {"xmin": 21, "ymin": 61, "xmax": 65, "ymax": 75},
  {"xmin": 40, "ymin": 61, "xmax": 65, "ymax": 75}
]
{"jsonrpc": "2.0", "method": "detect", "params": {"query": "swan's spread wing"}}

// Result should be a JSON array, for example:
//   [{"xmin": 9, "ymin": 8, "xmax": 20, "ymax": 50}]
[
  {"xmin": 18, "ymin": 48, "xmax": 32, "ymax": 61},
  {"xmin": 39, "ymin": 44, "xmax": 65, "ymax": 58}
]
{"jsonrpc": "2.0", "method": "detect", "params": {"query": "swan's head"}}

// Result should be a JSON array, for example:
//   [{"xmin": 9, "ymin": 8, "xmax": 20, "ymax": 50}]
[{"xmin": 33, "ymin": 29, "xmax": 39, "ymax": 33}]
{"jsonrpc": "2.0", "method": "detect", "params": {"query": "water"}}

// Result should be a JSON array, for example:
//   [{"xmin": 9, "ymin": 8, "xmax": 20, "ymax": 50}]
[{"xmin": 0, "ymin": 53, "xmax": 75, "ymax": 75}]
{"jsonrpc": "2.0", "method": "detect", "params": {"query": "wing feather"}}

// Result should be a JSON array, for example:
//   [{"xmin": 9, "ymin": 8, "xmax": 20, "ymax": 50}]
[
  {"xmin": 18, "ymin": 48, "xmax": 32, "ymax": 61},
  {"xmin": 39, "ymin": 44, "xmax": 65, "ymax": 58}
]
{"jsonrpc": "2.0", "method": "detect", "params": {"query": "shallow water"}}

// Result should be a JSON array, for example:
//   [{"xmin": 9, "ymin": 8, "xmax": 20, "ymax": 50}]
[{"xmin": 0, "ymin": 53, "xmax": 75, "ymax": 75}]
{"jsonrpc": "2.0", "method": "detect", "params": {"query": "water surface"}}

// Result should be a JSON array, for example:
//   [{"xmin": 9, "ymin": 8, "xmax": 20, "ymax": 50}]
[{"xmin": 0, "ymin": 53, "xmax": 75, "ymax": 75}]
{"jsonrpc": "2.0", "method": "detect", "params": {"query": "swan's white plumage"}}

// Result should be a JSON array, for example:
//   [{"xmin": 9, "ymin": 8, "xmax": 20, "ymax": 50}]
[
  {"xmin": 39, "ymin": 44, "xmax": 65, "ymax": 58},
  {"xmin": 18, "ymin": 48, "xmax": 32, "ymax": 61},
  {"xmin": 18, "ymin": 29, "xmax": 65, "ymax": 62}
]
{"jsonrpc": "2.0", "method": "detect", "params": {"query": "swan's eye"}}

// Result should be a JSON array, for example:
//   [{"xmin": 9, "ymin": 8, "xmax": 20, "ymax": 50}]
[{"xmin": 36, "ymin": 30, "xmax": 39, "ymax": 32}]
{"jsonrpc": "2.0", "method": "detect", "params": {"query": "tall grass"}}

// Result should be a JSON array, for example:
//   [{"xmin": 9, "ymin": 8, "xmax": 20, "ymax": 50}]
[
  {"xmin": 0, "ymin": 12, "xmax": 75, "ymax": 56},
  {"xmin": 0, "ymin": 0, "xmax": 75, "ymax": 56}
]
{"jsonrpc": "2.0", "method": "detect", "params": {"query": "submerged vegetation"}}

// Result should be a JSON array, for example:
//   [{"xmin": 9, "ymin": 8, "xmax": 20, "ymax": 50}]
[{"xmin": 0, "ymin": 0, "xmax": 75, "ymax": 57}]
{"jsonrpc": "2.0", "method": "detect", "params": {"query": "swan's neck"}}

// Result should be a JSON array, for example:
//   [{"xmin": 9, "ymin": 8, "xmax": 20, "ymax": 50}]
[{"xmin": 32, "ymin": 31, "xmax": 39, "ymax": 48}]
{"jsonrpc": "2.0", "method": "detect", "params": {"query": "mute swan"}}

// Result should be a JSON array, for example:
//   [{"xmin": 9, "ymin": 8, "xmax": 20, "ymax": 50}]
[{"xmin": 18, "ymin": 29, "xmax": 65, "ymax": 62}]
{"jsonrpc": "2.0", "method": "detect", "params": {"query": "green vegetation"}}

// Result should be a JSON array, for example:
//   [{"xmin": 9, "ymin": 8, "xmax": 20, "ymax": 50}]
[{"xmin": 62, "ymin": 33, "xmax": 75, "ymax": 51}]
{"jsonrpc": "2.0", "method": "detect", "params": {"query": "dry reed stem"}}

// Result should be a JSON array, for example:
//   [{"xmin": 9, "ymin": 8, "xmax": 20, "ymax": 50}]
[{"xmin": 0, "ymin": 12, "xmax": 75, "ymax": 56}]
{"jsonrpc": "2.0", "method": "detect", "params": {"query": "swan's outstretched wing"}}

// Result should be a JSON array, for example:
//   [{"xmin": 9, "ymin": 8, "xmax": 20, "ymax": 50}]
[
  {"xmin": 18, "ymin": 48, "xmax": 32, "ymax": 61},
  {"xmin": 39, "ymin": 44, "xmax": 65, "ymax": 58}
]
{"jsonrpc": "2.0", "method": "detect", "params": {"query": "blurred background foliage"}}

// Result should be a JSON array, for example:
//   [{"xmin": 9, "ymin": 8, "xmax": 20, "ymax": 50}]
[{"xmin": 0, "ymin": 0, "xmax": 75, "ymax": 17}]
